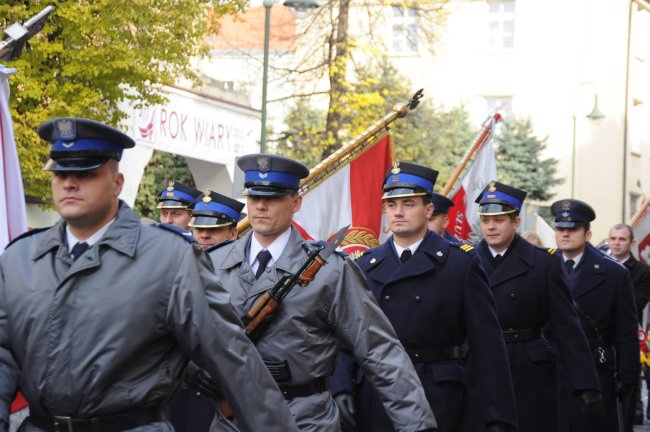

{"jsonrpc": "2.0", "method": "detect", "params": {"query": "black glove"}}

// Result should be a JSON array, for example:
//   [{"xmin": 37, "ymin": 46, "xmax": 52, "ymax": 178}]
[
  {"xmin": 334, "ymin": 393, "xmax": 356, "ymax": 432},
  {"xmin": 486, "ymin": 421, "xmax": 516, "ymax": 432},
  {"xmin": 615, "ymin": 381, "xmax": 635, "ymax": 398},
  {"xmin": 576, "ymin": 390, "xmax": 604, "ymax": 421},
  {"xmin": 192, "ymin": 369, "xmax": 222, "ymax": 400}
]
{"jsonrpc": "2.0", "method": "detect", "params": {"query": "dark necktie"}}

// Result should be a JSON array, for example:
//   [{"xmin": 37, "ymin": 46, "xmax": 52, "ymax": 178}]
[
  {"xmin": 255, "ymin": 250, "xmax": 273, "ymax": 279},
  {"xmin": 493, "ymin": 254, "xmax": 503, "ymax": 267},
  {"xmin": 400, "ymin": 249, "xmax": 412, "ymax": 264},
  {"xmin": 565, "ymin": 259, "xmax": 575, "ymax": 275},
  {"xmin": 71, "ymin": 242, "xmax": 89, "ymax": 261}
]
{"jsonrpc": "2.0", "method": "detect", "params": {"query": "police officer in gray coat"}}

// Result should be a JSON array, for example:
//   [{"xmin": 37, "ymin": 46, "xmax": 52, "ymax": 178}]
[
  {"xmin": 208, "ymin": 154, "xmax": 437, "ymax": 432},
  {"xmin": 0, "ymin": 118, "xmax": 297, "ymax": 432}
]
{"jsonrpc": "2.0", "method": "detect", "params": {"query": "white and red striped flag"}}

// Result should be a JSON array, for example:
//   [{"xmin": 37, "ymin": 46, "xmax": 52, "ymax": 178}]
[
  {"xmin": 446, "ymin": 136, "xmax": 497, "ymax": 242},
  {"xmin": 293, "ymin": 134, "xmax": 393, "ymax": 254},
  {"xmin": 0, "ymin": 66, "xmax": 27, "ymax": 251}
]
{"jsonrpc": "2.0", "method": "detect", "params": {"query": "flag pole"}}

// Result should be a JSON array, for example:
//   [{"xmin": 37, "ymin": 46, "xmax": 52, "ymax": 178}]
[
  {"xmin": 440, "ymin": 113, "xmax": 502, "ymax": 197},
  {"xmin": 236, "ymin": 89, "xmax": 424, "ymax": 237}
]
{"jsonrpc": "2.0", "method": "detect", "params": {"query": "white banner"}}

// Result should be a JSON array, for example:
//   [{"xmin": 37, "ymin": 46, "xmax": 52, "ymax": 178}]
[
  {"xmin": 0, "ymin": 66, "xmax": 27, "ymax": 251},
  {"xmin": 120, "ymin": 86, "xmax": 261, "ymax": 166}
]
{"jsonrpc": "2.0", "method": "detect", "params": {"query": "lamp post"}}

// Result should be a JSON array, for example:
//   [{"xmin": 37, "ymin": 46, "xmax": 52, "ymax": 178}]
[
  {"xmin": 260, "ymin": 0, "xmax": 319, "ymax": 153},
  {"xmin": 571, "ymin": 82, "xmax": 605, "ymax": 198}
]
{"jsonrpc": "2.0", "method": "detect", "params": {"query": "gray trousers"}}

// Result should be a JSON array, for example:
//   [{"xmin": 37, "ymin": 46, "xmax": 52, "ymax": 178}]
[{"xmin": 17, "ymin": 420, "xmax": 175, "ymax": 432}]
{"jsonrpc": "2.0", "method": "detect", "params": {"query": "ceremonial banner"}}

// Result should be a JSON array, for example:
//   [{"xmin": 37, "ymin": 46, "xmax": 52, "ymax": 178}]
[
  {"xmin": 0, "ymin": 66, "xmax": 27, "ymax": 251},
  {"xmin": 293, "ymin": 134, "xmax": 393, "ymax": 255},
  {"xmin": 631, "ymin": 198, "xmax": 650, "ymax": 265},
  {"xmin": 446, "ymin": 138, "xmax": 497, "ymax": 241}
]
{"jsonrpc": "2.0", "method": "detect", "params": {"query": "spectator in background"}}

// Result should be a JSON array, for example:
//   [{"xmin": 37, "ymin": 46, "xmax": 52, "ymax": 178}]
[
  {"xmin": 522, "ymin": 231, "xmax": 543, "ymax": 247},
  {"xmin": 608, "ymin": 223, "xmax": 650, "ymax": 425}
]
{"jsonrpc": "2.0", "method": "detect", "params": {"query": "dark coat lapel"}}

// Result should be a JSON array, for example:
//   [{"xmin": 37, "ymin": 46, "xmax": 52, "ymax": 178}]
[
  {"xmin": 480, "ymin": 236, "xmax": 535, "ymax": 287},
  {"xmin": 572, "ymin": 244, "xmax": 606, "ymax": 299}
]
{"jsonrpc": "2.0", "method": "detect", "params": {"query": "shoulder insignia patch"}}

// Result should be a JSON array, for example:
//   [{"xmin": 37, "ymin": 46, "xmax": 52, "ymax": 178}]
[
  {"xmin": 151, "ymin": 222, "xmax": 197, "ymax": 243},
  {"xmin": 5, "ymin": 226, "xmax": 51, "ymax": 250},
  {"xmin": 460, "ymin": 244, "xmax": 474, "ymax": 253},
  {"xmin": 547, "ymin": 248, "xmax": 556, "ymax": 255}
]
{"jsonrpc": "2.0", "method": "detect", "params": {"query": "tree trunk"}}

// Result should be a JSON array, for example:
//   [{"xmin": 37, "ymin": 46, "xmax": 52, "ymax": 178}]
[{"xmin": 323, "ymin": 0, "xmax": 350, "ymax": 159}]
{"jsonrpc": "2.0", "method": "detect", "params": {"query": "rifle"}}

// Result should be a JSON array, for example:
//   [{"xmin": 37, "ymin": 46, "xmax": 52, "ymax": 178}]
[
  {"xmin": 242, "ymin": 224, "xmax": 349, "ymax": 343},
  {"xmin": 210, "ymin": 225, "xmax": 349, "ymax": 418}
]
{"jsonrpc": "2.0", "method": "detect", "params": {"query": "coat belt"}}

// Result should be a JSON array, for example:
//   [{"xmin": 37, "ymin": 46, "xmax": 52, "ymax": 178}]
[
  {"xmin": 28, "ymin": 406, "xmax": 165, "ymax": 432},
  {"xmin": 406, "ymin": 346, "xmax": 463, "ymax": 362},
  {"xmin": 502, "ymin": 328, "xmax": 542, "ymax": 343}
]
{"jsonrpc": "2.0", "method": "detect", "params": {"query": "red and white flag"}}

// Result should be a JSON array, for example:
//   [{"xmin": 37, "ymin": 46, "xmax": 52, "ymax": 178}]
[
  {"xmin": 293, "ymin": 134, "xmax": 393, "ymax": 254},
  {"xmin": 0, "ymin": 67, "xmax": 27, "ymax": 251},
  {"xmin": 446, "ymin": 137, "xmax": 497, "ymax": 242}
]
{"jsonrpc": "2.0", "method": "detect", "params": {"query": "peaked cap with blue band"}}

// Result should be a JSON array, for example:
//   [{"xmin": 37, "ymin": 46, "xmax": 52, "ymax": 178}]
[
  {"xmin": 237, "ymin": 153, "xmax": 309, "ymax": 197},
  {"xmin": 38, "ymin": 117, "xmax": 135, "ymax": 172},
  {"xmin": 382, "ymin": 161, "xmax": 439, "ymax": 199},
  {"xmin": 157, "ymin": 181, "xmax": 201, "ymax": 209},
  {"xmin": 431, "ymin": 192, "xmax": 455, "ymax": 214},
  {"xmin": 550, "ymin": 198, "xmax": 595, "ymax": 228},
  {"xmin": 475, "ymin": 181, "xmax": 527, "ymax": 215},
  {"xmin": 189, "ymin": 189, "xmax": 245, "ymax": 228}
]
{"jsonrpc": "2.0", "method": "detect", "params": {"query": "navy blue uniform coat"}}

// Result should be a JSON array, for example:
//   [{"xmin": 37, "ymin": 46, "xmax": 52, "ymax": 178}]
[
  {"xmin": 475, "ymin": 235, "xmax": 600, "ymax": 432},
  {"xmin": 558, "ymin": 244, "xmax": 639, "ymax": 432},
  {"xmin": 333, "ymin": 231, "xmax": 516, "ymax": 432}
]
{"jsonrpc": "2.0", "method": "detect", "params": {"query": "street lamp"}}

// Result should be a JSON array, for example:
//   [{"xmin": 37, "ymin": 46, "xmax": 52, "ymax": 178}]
[
  {"xmin": 260, "ymin": 0, "xmax": 319, "ymax": 153},
  {"xmin": 571, "ymin": 81, "xmax": 605, "ymax": 198}
]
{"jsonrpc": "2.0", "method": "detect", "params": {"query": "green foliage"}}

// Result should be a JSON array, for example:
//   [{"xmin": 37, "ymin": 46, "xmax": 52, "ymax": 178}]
[
  {"xmin": 494, "ymin": 117, "xmax": 563, "ymax": 201},
  {"xmin": 276, "ymin": 58, "xmax": 473, "ymax": 188},
  {"xmin": 1, "ymin": 0, "xmax": 245, "ymax": 204},
  {"xmin": 132, "ymin": 151, "xmax": 196, "ymax": 220}
]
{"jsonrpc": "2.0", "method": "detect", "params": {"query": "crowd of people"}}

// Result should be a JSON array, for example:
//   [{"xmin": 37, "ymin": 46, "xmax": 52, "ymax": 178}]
[{"xmin": 1, "ymin": 116, "xmax": 650, "ymax": 432}]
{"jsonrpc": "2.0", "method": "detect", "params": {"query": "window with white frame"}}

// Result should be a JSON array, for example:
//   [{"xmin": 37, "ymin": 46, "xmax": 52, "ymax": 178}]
[
  {"xmin": 392, "ymin": 5, "xmax": 418, "ymax": 53},
  {"xmin": 488, "ymin": 1, "xmax": 515, "ymax": 49},
  {"xmin": 485, "ymin": 96, "xmax": 513, "ymax": 113}
]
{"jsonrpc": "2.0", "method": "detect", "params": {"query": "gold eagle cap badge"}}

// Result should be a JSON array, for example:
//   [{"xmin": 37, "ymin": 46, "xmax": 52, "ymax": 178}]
[
  {"xmin": 488, "ymin": 181, "xmax": 497, "ymax": 192},
  {"xmin": 391, "ymin": 160, "xmax": 401, "ymax": 175},
  {"xmin": 203, "ymin": 188, "xmax": 212, "ymax": 202},
  {"xmin": 167, "ymin": 180, "xmax": 175, "ymax": 192}
]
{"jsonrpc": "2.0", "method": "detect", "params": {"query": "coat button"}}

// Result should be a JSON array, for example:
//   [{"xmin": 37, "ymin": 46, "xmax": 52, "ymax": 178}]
[
  {"xmin": 414, "ymin": 296, "xmax": 422, "ymax": 302},
  {"xmin": 265, "ymin": 267, "xmax": 271, "ymax": 273},
  {"xmin": 384, "ymin": 295, "xmax": 391, "ymax": 301},
  {"xmin": 509, "ymin": 293, "xmax": 517, "ymax": 299}
]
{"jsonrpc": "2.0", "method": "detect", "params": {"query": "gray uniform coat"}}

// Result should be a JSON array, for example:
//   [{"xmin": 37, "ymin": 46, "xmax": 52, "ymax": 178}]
[
  {"xmin": 208, "ymin": 228, "xmax": 436, "ymax": 432},
  {"xmin": 0, "ymin": 202, "xmax": 297, "ymax": 432}
]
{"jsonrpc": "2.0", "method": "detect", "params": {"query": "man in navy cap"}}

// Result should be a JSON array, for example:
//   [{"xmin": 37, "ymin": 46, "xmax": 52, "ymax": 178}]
[
  {"xmin": 157, "ymin": 180, "xmax": 201, "ymax": 230},
  {"xmin": 552, "ymin": 199, "xmax": 638, "ymax": 432},
  {"xmin": 427, "ymin": 192, "xmax": 458, "ymax": 241},
  {"xmin": 208, "ymin": 154, "xmax": 437, "ymax": 431},
  {"xmin": 473, "ymin": 182, "xmax": 602, "ymax": 432},
  {"xmin": 332, "ymin": 162, "xmax": 517, "ymax": 432},
  {"xmin": 188, "ymin": 189, "xmax": 243, "ymax": 250},
  {"xmin": 0, "ymin": 118, "xmax": 298, "ymax": 432}
]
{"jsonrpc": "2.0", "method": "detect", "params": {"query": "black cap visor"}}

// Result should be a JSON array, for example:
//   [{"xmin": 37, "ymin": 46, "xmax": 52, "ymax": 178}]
[
  {"xmin": 44, "ymin": 156, "xmax": 110, "ymax": 172},
  {"xmin": 189, "ymin": 215, "xmax": 235, "ymax": 228},
  {"xmin": 157, "ymin": 199, "xmax": 190, "ymax": 209},
  {"xmin": 382, "ymin": 187, "xmax": 428, "ymax": 200},
  {"xmin": 554, "ymin": 221, "xmax": 586, "ymax": 229},
  {"xmin": 477, "ymin": 203, "xmax": 518, "ymax": 216},
  {"xmin": 244, "ymin": 185, "xmax": 295, "ymax": 197}
]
